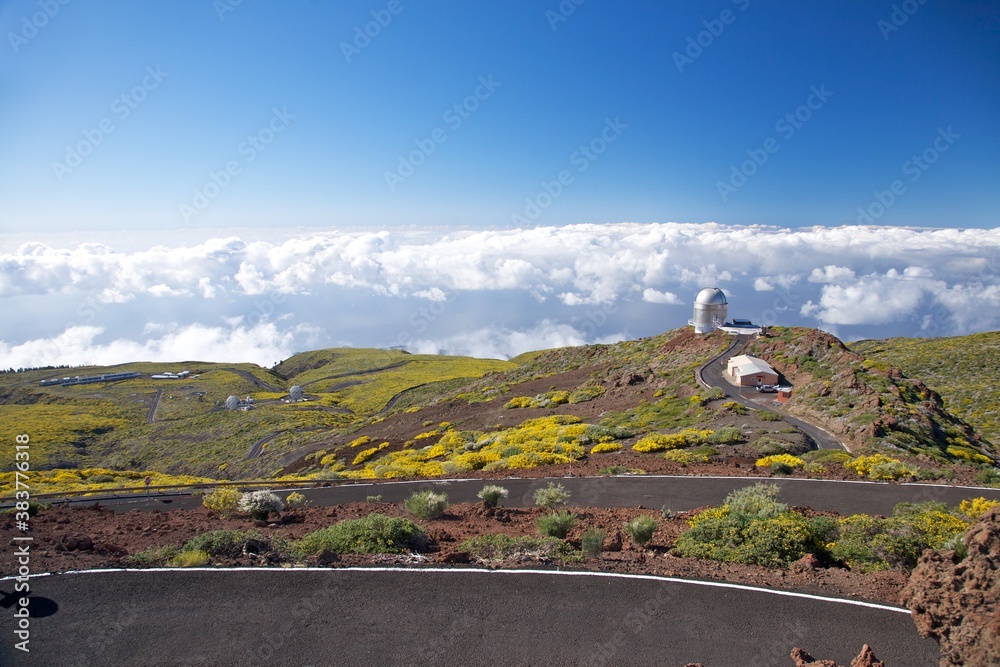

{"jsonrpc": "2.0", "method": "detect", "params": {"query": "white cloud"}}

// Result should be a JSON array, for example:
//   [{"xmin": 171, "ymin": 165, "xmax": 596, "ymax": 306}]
[
  {"xmin": 2, "ymin": 223, "xmax": 999, "ymax": 366},
  {"xmin": 407, "ymin": 320, "xmax": 627, "ymax": 360},
  {"xmin": 0, "ymin": 321, "xmax": 317, "ymax": 369},
  {"xmin": 642, "ymin": 288, "xmax": 682, "ymax": 304}
]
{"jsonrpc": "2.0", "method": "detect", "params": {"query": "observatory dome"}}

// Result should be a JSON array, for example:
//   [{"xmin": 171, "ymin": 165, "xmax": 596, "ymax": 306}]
[
  {"xmin": 225, "ymin": 395, "xmax": 240, "ymax": 410},
  {"xmin": 289, "ymin": 385, "xmax": 303, "ymax": 401},
  {"xmin": 691, "ymin": 287, "xmax": 728, "ymax": 334}
]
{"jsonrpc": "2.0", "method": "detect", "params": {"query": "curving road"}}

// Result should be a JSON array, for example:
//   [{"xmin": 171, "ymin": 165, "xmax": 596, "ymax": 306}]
[
  {"xmin": 697, "ymin": 334, "xmax": 848, "ymax": 451},
  {"xmin": 5, "ymin": 569, "xmax": 938, "ymax": 666}
]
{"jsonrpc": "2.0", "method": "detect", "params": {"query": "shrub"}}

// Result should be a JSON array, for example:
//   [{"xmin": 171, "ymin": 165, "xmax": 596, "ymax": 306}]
[
  {"xmin": 960, "ymin": 496, "xmax": 998, "ymax": 520},
  {"xmin": 533, "ymin": 482, "xmax": 570, "ymax": 509},
  {"xmin": 460, "ymin": 534, "xmax": 575, "ymax": 561},
  {"xmin": 664, "ymin": 448, "xmax": 713, "ymax": 464},
  {"xmin": 504, "ymin": 396, "xmax": 533, "ymax": 409},
  {"xmin": 285, "ymin": 492, "xmax": 307, "ymax": 508},
  {"xmin": 537, "ymin": 511, "xmax": 577, "ymax": 539},
  {"xmin": 718, "ymin": 401, "xmax": 747, "ymax": 415},
  {"xmin": 169, "ymin": 550, "xmax": 210, "ymax": 568},
  {"xmin": 297, "ymin": 514, "xmax": 425, "ymax": 554},
  {"xmin": 404, "ymin": 490, "xmax": 449, "ymax": 519},
  {"xmin": 703, "ymin": 387, "xmax": 725, "ymax": 401},
  {"xmin": 202, "ymin": 487, "xmax": 241, "ymax": 515},
  {"xmin": 846, "ymin": 453, "xmax": 902, "ymax": 478},
  {"xmin": 590, "ymin": 442, "xmax": 623, "ymax": 454},
  {"xmin": 183, "ymin": 529, "xmax": 269, "ymax": 558},
  {"xmin": 366, "ymin": 494, "xmax": 383, "ymax": 502},
  {"xmin": 625, "ymin": 515, "xmax": 657, "ymax": 547},
  {"xmin": 348, "ymin": 435, "xmax": 373, "ymax": 448},
  {"xmin": 802, "ymin": 449, "xmax": 853, "ymax": 465},
  {"xmin": 868, "ymin": 460, "xmax": 915, "ymax": 481},
  {"xmin": 757, "ymin": 410, "xmax": 782, "ymax": 421},
  {"xmin": 975, "ymin": 467, "xmax": 1000, "ymax": 486},
  {"xmin": 568, "ymin": 385, "xmax": 606, "ymax": 404},
  {"xmin": 237, "ymin": 490, "xmax": 285, "ymax": 519},
  {"xmin": 352, "ymin": 442, "xmax": 389, "ymax": 466},
  {"xmin": 599, "ymin": 465, "xmax": 630, "ymax": 476},
  {"xmin": 709, "ymin": 427, "xmax": 743, "ymax": 445},
  {"xmin": 581, "ymin": 526, "xmax": 606, "ymax": 557},
  {"xmin": 755, "ymin": 454, "xmax": 805, "ymax": 470},
  {"xmin": 125, "ymin": 544, "xmax": 180, "ymax": 568},
  {"xmin": 477, "ymin": 484, "xmax": 509, "ymax": 508},
  {"xmin": 753, "ymin": 438, "xmax": 788, "ymax": 456}
]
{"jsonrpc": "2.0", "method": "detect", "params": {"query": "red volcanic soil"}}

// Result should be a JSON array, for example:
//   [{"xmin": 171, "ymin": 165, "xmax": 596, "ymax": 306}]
[{"xmin": 4, "ymin": 500, "xmax": 909, "ymax": 607}]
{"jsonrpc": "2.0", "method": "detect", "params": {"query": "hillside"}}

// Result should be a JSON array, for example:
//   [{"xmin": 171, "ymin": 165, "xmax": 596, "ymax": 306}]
[
  {"xmin": 849, "ymin": 332, "xmax": 1000, "ymax": 446},
  {"xmin": 1, "ymin": 327, "xmax": 996, "ymax": 496},
  {"xmin": 747, "ymin": 328, "xmax": 995, "ymax": 463}
]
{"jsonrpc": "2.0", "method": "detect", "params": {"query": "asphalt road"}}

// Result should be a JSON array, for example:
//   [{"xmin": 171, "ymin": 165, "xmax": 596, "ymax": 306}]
[
  {"xmin": 89, "ymin": 476, "xmax": 1000, "ymax": 518},
  {"xmin": 4, "ymin": 569, "xmax": 939, "ymax": 667}
]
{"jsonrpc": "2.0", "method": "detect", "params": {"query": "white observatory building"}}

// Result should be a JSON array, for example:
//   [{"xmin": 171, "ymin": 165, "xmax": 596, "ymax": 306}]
[{"xmin": 690, "ymin": 287, "xmax": 728, "ymax": 333}]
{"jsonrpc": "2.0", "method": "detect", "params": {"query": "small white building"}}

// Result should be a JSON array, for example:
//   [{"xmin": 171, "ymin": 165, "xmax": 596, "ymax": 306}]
[{"xmin": 727, "ymin": 355, "xmax": 779, "ymax": 387}]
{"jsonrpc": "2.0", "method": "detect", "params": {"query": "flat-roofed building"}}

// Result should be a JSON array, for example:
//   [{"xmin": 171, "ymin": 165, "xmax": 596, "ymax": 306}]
[{"xmin": 726, "ymin": 354, "xmax": 779, "ymax": 387}]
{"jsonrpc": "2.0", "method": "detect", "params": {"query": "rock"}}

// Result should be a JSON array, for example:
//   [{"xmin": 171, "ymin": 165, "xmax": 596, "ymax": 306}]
[
  {"xmin": 791, "ymin": 553, "xmax": 820, "ymax": 573},
  {"xmin": 438, "ymin": 551, "xmax": 471, "ymax": 564},
  {"xmin": 252, "ymin": 519, "xmax": 268, "ymax": 528},
  {"xmin": 76, "ymin": 535, "xmax": 94, "ymax": 551},
  {"xmin": 790, "ymin": 645, "xmax": 884, "ymax": 667},
  {"xmin": 315, "ymin": 549, "xmax": 339, "ymax": 565},
  {"xmin": 64, "ymin": 536, "xmax": 79, "ymax": 551},
  {"xmin": 902, "ymin": 505, "xmax": 1000, "ymax": 666},
  {"xmin": 605, "ymin": 530, "xmax": 623, "ymax": 552}
]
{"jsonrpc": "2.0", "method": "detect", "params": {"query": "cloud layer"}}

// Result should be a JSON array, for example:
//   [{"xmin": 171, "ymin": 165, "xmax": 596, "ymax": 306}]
[{"xmin": 2, "ymin": 223, "xmax": 998, "ymax": 367}]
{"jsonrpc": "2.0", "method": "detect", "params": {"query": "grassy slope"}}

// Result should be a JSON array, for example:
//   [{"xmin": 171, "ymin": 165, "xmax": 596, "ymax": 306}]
[
  {"xmin": 0, "ymin": 350, "xmax": 511, "ymax": 480},
  {"xmin": 849, "ymin": 332, "xmax": 1000, "ymax": 447}
]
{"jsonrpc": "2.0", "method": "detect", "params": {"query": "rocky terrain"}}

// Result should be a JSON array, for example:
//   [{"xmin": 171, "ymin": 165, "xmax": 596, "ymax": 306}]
[{"xmin": 903, "ymin": 505, "xmax": 1000, "ymax": 666}]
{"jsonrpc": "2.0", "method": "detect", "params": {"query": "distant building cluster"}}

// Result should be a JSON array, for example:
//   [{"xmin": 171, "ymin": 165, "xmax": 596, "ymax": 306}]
[
  {"xmin": 40, "ymin": 371, "xmax": 142, "ymax": 387},
  {"xmin": 225, "ymin": 395, "xmax": 255, "ymax": 411},
  {"xmin": 151, "ymin": 370, "xmax": 193, "ymax": 380}
]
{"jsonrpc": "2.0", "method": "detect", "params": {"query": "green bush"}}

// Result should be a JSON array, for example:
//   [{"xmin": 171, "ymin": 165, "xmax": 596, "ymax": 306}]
[
  {"xmin": 477, "ymin": 484, "xmax": 509, "ymax": 508},
  {"xmin": 801, "ymin": 449, "xmax": 853, "ymax": 465},
  {"xmin": 757, "ymin": 410, "xmax": 782, "ymax": 422},
  {"xmin": 460, "ymin": 534, "xmax": 576, "ymax": 561},
  {"xmin": 169, "ymin": 549, "xmax": 209, "ymax": 568},
  {"xmin": 537, "ymin": 511, "xmax": 577, "ymax": 539},
  {"xmin": 625, "ymin": 515, "xmax": 657, "ymax": 547},
  {"xmin": 703, "ymin": 387, "xmax": 725, "ymax": 401},
  {"xmin": 297, "ymin": 514, "xmax": 425, "ymax": 555},
  {"xmin": 125, "ymin": 544, "xmax": 180, "ymax": 568},
  {"xmin": 533, "ymin": 482, "xmax": 570, "ymax": 510},
  {"xmin": 672, "ymin": 484, "xmax": 821, "ymax": 567},
  {"xmin": 598, "ymin": 465, "xmax": 630, "ymax": 476},
  {"xmin": 753, "ymin": 438, "xmax": 788, "ymax": 456},
  {"xmin": 404, "ymin": 490, "xmax": 449, "ymax": 519},
  {"xmin": 183, "ymin": 529, "xmax": 270, "ymax": 558},
  {"xmin": 709, "ymin": 427, "xmax": 743, "ymax": 445},
  {"xmin": 976, "ymin": 467, "xmax": 1000, "ymax": 486},
  {"xmin": 581, "ymin": 526, "xmax": 606, "ymax": 556}
]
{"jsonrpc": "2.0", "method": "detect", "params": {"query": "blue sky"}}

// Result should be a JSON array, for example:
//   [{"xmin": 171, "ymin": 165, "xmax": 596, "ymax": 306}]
[
  {"xmin": 1, "ymin": 2, "xmax": 998, "ymax": 367},
  {"xmin": 2, "ymin": 0, "xmax": 998, "ymax": 232}
]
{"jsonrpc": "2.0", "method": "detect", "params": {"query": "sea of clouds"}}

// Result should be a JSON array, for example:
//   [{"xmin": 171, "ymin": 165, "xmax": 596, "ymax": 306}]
[{"xmin": 2, "ymin": 223, "xmax": 997, "ymax": 368}]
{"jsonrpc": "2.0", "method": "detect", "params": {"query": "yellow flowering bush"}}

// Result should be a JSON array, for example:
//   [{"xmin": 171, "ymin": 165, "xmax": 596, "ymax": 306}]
[
  {"xmin": 633, "ymin": 429, "xmax": 714, "ymax": 453},
  {"xmin": 348, "ymin": 435, "xmax": 373, "ymax": 448},
  {"xmin": 755, "ymin": 454, "xmax": 805, "ymax": 469},
  {"xmin": 664, "ymin": 448, "xmax": 712, "ymax": 464},
  {"xmin": 352, "ymin": 442, "xmax": 389, "ymax": 465},
  {"xmin": 846, "ymin": 453, "xmax": 913, "ymax": 480},
  {"xmin": 590, "ymin": 442, "xmax": 623, "ymax": 454},
  {"xmin": 414, "ymin": 430, "xmax": 440, "ymax": 441},
  {"xmin": 945, "ymin": 445, "xmax": 993, "ymax": 464},
  {"xmin": 960, "ymin": 496, "xmax": 998, "ymax": 520},
  {"xmin": 504, "ymin": 396, "xmax": 533, "ymax": 409}
]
